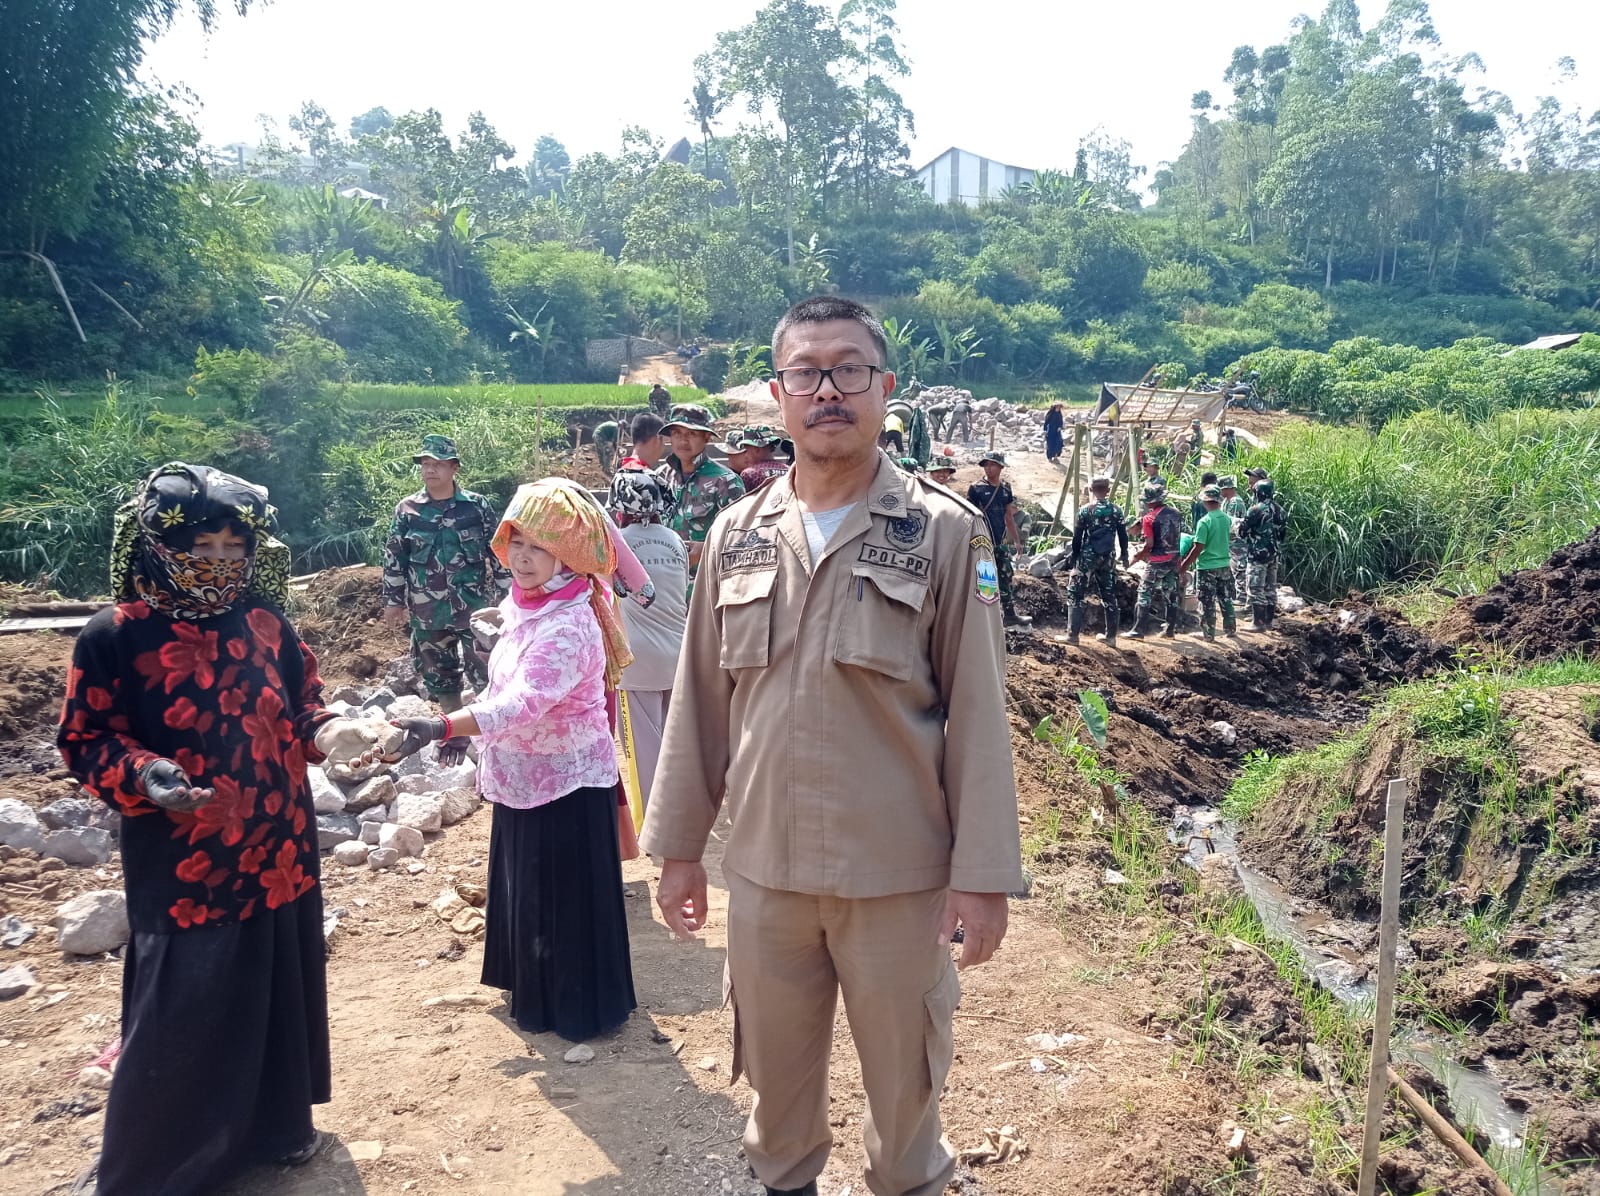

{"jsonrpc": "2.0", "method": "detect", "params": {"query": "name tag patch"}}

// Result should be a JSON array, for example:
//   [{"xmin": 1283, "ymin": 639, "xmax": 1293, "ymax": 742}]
[
  {"xmin": 720, "ymin": 527, "xmax": 778, "ymax": 573},
  {"xmin": 858, "ymin": 543, "xmax": 931, "ymax": 580}
]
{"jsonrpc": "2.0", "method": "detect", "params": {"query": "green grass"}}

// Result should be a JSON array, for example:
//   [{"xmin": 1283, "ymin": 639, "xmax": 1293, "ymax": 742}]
[{"xmin": 1235, "ymin": 406, "xmax": 1600, "ymax": 600}]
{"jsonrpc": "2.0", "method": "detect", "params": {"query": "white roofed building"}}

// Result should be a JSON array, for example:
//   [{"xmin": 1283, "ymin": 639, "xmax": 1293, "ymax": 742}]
[{"xmin": 914, "ymin": 146, "xmax": 1034, "ymax": 206}]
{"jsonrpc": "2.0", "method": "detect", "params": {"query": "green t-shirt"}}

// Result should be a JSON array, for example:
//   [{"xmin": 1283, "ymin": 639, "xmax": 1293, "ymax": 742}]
[{"xmin": 1192, "ymin": 508, "xmax": 1233, "ymax": 570}]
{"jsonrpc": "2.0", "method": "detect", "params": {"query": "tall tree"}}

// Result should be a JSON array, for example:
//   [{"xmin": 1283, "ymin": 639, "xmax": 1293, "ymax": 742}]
[
  {"xmin": 839, "ymin": 0, "xmax": 915, "ymax": 213},
  {"xmin": 622, "ymin": 163, "xmax": 722, "ymax": 340},
  {"xmin": 711, "ymin": 0, "xmax": 852, "ymax": 265}
]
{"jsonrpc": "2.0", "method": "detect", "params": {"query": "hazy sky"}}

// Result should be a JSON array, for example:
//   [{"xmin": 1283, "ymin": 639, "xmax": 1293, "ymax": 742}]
[{"xmin": 141, "ymin": 0, "xmax": 1596, "ymax": 176}]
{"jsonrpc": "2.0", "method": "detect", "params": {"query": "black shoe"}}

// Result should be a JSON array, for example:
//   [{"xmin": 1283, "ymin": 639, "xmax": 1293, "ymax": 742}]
[
  {"xmin": 765, "ymin": 1184, "xmax": 819, "ymax": 1196},
  {"xmin": 278, "ymin": 1131, "xmax": 323, "ymax": 1167}
]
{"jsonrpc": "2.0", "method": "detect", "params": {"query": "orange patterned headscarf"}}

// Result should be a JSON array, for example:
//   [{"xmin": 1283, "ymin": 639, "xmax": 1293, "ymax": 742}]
[{"xmin": 492, "ymin": 478, "xmax": 634, "ymax": 690}]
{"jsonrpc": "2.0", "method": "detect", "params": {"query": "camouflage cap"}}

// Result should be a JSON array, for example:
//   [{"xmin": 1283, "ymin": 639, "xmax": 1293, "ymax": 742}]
[
  {"xmin": 979, "ymin": 451, "xmax": 1007, "ymax": 468},
  {"xmin": 1201, "ymin": 485, "xmax": 1223, "ymax": 502},
  {"xmin": 927, "ymin": 460, "xmax": 957, "ymax": 476},
  {"xmin": 714, "ymin": 430, "xmax": 750, "ymax": 457},
  {"xmin": 1191, "ymin": 419, "xmax": 1202, "ymax": 427},
  {"xmin": 1143, "ymin": 482, "xmax": 1168, "ymax": 504},
  {"xmin": 663, "ymin": 404, "xmax": 716, "ymax": 434},
  {"xmin": 740, "ymin": 425, "xmax": 785, "ymax": 448},
  {"xmin": 414, "ymin": 434, "xmax": 459, "ymax": 462},
  {"xmin": 1218, "ymin": 475, "xmax": 1237, "ymax": 489},
  {"xmin": 1245, "ymin": 467, "xmax": 1269, "ymax": 480}
]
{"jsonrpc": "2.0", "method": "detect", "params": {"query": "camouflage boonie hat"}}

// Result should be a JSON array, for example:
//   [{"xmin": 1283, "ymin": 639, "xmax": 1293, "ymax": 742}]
[
  {"xmin": 979, "ymin": 451, "xmax": 1007, "ymax": 467},
  {"xmin": 1143, "ymin": 482, "xmax": 1167, "ymax": 503},
  {"xmin": 927, "ymin": 460, "xmax": 957, "ymax": 476},
  {"xmin": 414, "ymin": 434, "xmax": 459, "ymax": 462},
  {"xmin": 663, "ymin": 404, "xmax": 716, "ymax": 434},
  {"xmin": 1218, "ymin": 475, "xmax": 1237, "ymax": 489},
  {"xmin": 1245, "ymin": 467, "xmax": 1268, "ymax": 480},
  {"xmin": 714, "ymin": 430, "xmax": 750, "ymax": 457},
  {"xmin": 1201, "ymin": 485, "xmax": 1223, "ymax": 501}
]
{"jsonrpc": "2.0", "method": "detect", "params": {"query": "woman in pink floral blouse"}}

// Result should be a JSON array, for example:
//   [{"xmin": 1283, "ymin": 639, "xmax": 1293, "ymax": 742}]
[{"xmin": 388, "ymin": 478, "xmax": 636, "ymax": 1040}]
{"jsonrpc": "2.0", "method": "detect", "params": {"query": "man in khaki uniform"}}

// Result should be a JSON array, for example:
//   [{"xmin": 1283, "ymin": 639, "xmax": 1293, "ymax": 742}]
[{"xmin": 642, "ymin": 295, "xmax": 1022, "ymax": 1196}]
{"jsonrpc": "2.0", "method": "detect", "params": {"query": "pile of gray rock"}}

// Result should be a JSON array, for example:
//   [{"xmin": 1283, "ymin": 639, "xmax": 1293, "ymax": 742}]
[
  {"xmin": 0, "ymin": 797, "xmax": 116, "ymax": 868},
  {"xmin": 918, "ymin": 387, "xmax": 1048, "ymax": 455},
  {"xmin": 311, "ymin": 686, "xmax": 482, "ymax": 872}
]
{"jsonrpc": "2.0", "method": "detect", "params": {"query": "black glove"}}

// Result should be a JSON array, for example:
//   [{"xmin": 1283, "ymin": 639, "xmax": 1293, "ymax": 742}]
[
  {"xmin": 437, "ymin": 736, "xmax": 471, "ymax": 767},
  {"xmin": 138, "ymin": 759, "xmax": 213, "ymax": 811},
  {"xmin": 389, "ymin": 716, "xmax": 447, "ymax": 761},
  {"xmin": 1120, "ymin": 555, "xmax": 1130, "ymax": 569}
]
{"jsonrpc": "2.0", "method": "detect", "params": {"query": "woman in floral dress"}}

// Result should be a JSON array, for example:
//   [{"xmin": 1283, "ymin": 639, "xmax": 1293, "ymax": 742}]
[
  {"xmin": 58, "ymin": 463, "xmax": 340, "ymax": 1195},
  {"xmin": 388, "ymin": 477, "xmax": 637, "ymax": 1041}
]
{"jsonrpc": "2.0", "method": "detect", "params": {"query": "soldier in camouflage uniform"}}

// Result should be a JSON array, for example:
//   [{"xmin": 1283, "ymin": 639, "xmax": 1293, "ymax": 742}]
[
  {"xmin": 1063, "ymin": 475, "xmax": 1129, "ymax": 646},
  {"xmin": 1219, "ymin": 475, "xmax": 1248, "ymax": 598},
  {"xmin": 1126, "ymin": 482, "xmax": 1185, "ymax": 639},
  {"xmin": 1239, "ymin": 477, "xmax": 1288, "ymax": 632},
  {"xmin": 382, "ymin": 435, "xmax": 511, "ymax": 709},
  {"xmin": 593, "ymin": 420, "xmax": 620, "ymax": 475},
  {"xmin": 657, "ymin": 403, "xmax": 746, "ymax": 586},
  {"xmin": 967, "ymin": 451, "xmax": 1031, "ymax": 627}
]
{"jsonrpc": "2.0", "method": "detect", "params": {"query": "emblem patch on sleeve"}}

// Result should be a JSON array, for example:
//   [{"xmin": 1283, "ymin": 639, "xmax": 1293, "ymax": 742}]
[{"xmin": 975, "ymin": 557, "xmax": 1000, "ymax": 604}]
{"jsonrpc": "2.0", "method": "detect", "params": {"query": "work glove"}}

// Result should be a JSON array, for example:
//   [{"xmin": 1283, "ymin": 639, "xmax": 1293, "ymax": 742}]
[
  {"xmin": 138, "ymin": 759, "xmax": 214, "ymax": 812},
  {"xmin": 387, "ymin": 716, "xmax": 447, "ymax": 762},
  {"xmin": 437, "ymin": 736, "xmax": 472, "ymax": 768}
]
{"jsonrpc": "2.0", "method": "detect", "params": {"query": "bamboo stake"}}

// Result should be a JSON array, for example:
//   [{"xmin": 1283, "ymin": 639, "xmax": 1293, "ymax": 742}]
[
  {"xmin": 1358, "ymin": 778, "xmax": 1409, "ymax": 1196},
  {"xmin": 1386, "ymin": 1066, "xmax": 1515, "ymax": 1196}
]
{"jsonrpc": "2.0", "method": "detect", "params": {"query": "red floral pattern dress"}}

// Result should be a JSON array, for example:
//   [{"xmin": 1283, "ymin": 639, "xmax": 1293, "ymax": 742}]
[{"xmin": 59, "ymin": 599, "xmax": 335, "ymax": 934}]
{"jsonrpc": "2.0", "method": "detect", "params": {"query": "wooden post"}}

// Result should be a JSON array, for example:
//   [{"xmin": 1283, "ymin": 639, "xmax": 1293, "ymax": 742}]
[
  {"xmin": 1357, "ymin": 777, "xmax": 1409, "ymax": 1196},
  {"xmin": 1051, "ymin": 425, "xmax": 1084, "ymax": 534},
  {"xmin": 1386, "ymin": 1067, "xmax": 1516, "ymax": 1196}
]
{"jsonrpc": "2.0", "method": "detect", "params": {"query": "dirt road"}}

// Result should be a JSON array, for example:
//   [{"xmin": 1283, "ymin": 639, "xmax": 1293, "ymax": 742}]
[{"xmin": 619, "ymin": 354, "xmax": 694, "ymax": 390}]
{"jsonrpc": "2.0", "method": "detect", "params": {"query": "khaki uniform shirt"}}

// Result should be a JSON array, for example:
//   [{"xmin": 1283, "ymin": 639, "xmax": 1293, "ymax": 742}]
[{"xmin": 641, "ymin": 452, "xmax": 1023, "ymax": 898}]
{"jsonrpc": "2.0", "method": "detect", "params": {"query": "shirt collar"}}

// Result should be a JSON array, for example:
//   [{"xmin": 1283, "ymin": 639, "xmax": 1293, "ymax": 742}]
[{"xmin": 754, "ymin": 451, "xmax": 910, "ymax": 520}]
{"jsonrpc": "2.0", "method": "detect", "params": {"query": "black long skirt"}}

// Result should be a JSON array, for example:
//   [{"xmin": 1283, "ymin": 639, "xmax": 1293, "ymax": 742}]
[
  {"xmin": 481, "ymin": 787, "xmax": 637, "ymax": 1041},
  {"xmin": 97, "ymin": 892, "xmax": 330, "ymax": 1196}
]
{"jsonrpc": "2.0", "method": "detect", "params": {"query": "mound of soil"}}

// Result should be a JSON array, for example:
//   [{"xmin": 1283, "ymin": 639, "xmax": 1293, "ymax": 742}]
[
  {"xmin": 292, "ymin": 565, "xmax": 411, "ymax": 686},
  {"xmin": 1437, "ymin": 526, "xmax": 1600, "ymax": 659},
  {"xmin": 0, "ymin": 631, "xmax": 78, "ymax": 781}
]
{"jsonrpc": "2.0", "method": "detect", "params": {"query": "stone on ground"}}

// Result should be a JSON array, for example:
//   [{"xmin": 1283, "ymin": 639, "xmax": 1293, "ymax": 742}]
[
  {"xmin": 316, "ymin": 812, "xmax": 361, "ymax": 850},
  {"xmin": 332, "ymin": 841, "xmax": 372, "ymax": 867},
  {"xmin": 0, "ymin": 964, "xmax": 38, "ymax": 1000},
  {"xmin": 40, "ymin": 826, "xmax": 114, "ymax": 867},
  {"xmin": 37, "ymin": 798, "xmax": 110, "ymax": 832},
  {"xmin": 379, "ymin": 823, "xmax": 424, "ymax": 858},
  {"xmin": 309, "ymin": 767, "xmax": 346, "ymax": 814},
  {"xmin": 394, "ymin": 793, "xmax": 443, "ymax": 833},
  {"xmin": 344, "ymin": 774, "xmax": 397, "ymax": 813},
  {"xmin": 367, "ymin": 847, "xmax": 401, "ymax": 870},
  {"xmin": 55, "ymin": 890, "xmax": 129, "ymax": 955},
  {"xmin": 563, "ymin": 1044, "xmax": 595, "ymax": 1064},
  {"xmin": 0, "ymin": 798, "xmax": 44, "ymax": 853},
  {"xmin": 438, "ymin": 787, "xmax": 481, "ymax": 827}
]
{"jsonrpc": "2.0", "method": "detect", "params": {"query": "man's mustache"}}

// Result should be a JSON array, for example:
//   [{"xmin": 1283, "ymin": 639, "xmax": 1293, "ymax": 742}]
[{"xmin": 804, "ymin": 405, "xmax": 856, "ymax": 427}]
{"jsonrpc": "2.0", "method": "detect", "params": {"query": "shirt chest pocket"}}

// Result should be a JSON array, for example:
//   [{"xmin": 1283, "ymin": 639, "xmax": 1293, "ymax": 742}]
[
  {"xmin": 716, "ymin": 568, "xmax": 777, "ymax": 670},
  {"xmin": 834, "ymin": 568, "xmax": 929, "ymax": 682}
]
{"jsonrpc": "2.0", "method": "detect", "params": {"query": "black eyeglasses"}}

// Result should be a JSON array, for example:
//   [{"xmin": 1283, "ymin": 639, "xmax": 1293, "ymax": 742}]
[{"xmin": 774, "ymin": 364, "xmax": 881, "ymax": 396}]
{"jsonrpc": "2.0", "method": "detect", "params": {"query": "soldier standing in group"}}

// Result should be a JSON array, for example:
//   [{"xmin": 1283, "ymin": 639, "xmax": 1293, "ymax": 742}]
[
  {"xmin": 1179, "ymin": 485, "xmax": 1237, "ymax": 641},
  {"xmin": 382, "ymin": 435, "xmax": 511, "ymax": 710},
  {"xmin": 658, "ymin": 403, "xmax": 746, "ymax": 585},
  {"xmin": 946, "ymin": 394, "xmax": 973, "ymax": 443},
  {"xmin": 1138, "ymin": 456, "xmax": 1166, "ymax": 515},
  {"xmin": 648, "ymin": 382, "xmax": 671, "ymax": 418},
  {"xmin": 926, "ymin": 393, "xmax": 951, "ymax": 441},
  {"xmin": 1219, "ymin": 475, "xmax": 1248, "ymax": 598},
  {"xmin": 737, "ymin": 427, "xmax": 791, "ymax": 491},
  {"xmin": 1126, "ymin": 481, "xmax": 1184, "ymax": 640},
  {"xmin": 1186, "ymin": 419, "xmax": 1203, "ymax": 469},
  {"xmin": 968, "ymin": 451, "xmax": 1031, "ymax": 627},
  {"xmin": 1190, "ymin": 471, "xmax": 1219, "ymax": 529},
  {"xmin": 592, "ymin": 419, "xmax": 620, "ymax": 475},
  {"xmin": 1240, "ymin": 477, "xmax": 1288, "ymax": 632},
  {"xmin": 1063, "ymin": 475, "xmax": 1129, "ymax": 646}
]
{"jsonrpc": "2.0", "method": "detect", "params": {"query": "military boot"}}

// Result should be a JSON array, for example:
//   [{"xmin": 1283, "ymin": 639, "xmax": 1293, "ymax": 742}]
[
  {"xmin": 1251, "ymin": 604, "xmax": 1269, "ymax": 632},
  {"xmin": 1066, "ymin": 605, "xmax": 1084, "ymax": 645},
  {"xmin": 1125, "ymin": 610, "xmax": 1151, "ymax": 639},
  {"xmin": 1223, "ymin": 610, "xmax": 1238, "ymax": 637},
  {"xmin": 1098, "ymin": 607, "xmax": 1120, "ymax": 646},
  {"xmin": 1004, "ymin": 604, "xmax": 1033, "ymax": 628}
]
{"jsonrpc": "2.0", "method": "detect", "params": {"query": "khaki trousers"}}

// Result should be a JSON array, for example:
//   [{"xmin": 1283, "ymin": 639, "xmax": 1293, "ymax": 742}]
[{"xmin": 725, "ymin": 871, "xmax": 960, "ymax": 1196}]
